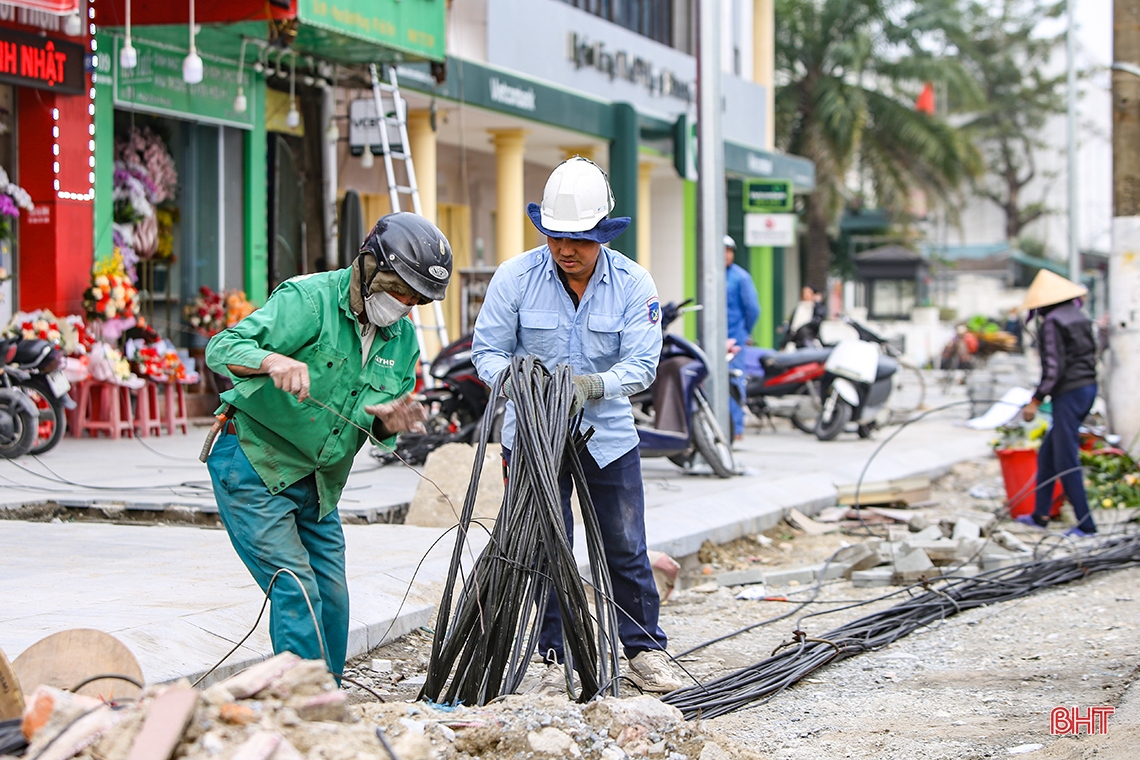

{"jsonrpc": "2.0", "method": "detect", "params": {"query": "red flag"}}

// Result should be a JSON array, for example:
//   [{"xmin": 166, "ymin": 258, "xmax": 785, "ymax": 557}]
[{"xmin": 915, "ymin": 82, "xmax": 935, "ymax": 115}]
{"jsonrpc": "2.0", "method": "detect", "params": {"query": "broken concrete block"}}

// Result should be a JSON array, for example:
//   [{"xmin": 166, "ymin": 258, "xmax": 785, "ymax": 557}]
[
  {"xmin": 26, "ymin": 703, "xmax": 125, "ymax": 760},
  {"xmin": 810, "ymin": 561, "xmax": 853, "ymax": 581},
  {"xmin": 956, "ymin": 538, "xmax": 988, "ymax": 561},
  {"xmin": 716, "ymin": 568, "xmax": 765, "ymax": 587},
  {"xmin": 371, "ymin": 659, "xmax": 393, "ymax": 674},
  {"xmin": 272, "ymin": 739, "xmax": 305, "ymax": 760},
  {"xmin": 903, "ymin": 539, "xmax": 960, "ymax": 565},
  {"xmin": 887, "ymin": 526, "xmax": 911, "ymax": 542},
  {"xmin": 264, "ymin": 659, "xmax": 334, "ymax": 700},
  {"xmin": 229, "ymin": 731, "xmax": 281, "ymax": 760},
  {"xmin": 816, "ymin": 506, "xmax": 848, "ymax": 523},
  {"xmin": 983, "ymin": 553, "xmax": 1031, "ymax": 571},
  {"xmin": 892, "ymin": 546, "xmax": 935, "ymax": 584},
  {"xmin": 20, "ymin": 685, "xmax": 102, "ymax": 742},
  {"xmin": 764, "ymin": 566, "xmax": 816, "ymax": 586},
  {"xmin": 289, "ymin": 690, "xmax": 348, "ymax": 723},
  {"xmin": 945, "ymin": 511, "xmax": 997, "ymax": 536},
  {"xmin": 952, "ymin": 519, "xmax": 981, "ymax": 541},
  {"xmin": 992, "ymin": 530, "xmax": 1032, "ymax": 554},
  {"xmin": 219, "ymin": 653, "xmax": 302, "ymax": 699},
  {"xmin": 648, "ymin": 551, "xmax": 681, "ymax": 602},
  {"xmin": 126, "ymin": 687, "xmax": 199, "ymax": 760},
  {"xmin": 528, "ymin": 727, "xmax": 581, "ymax": 757},
  {"xmin": 907, "ymin": 514, "xmax": 931, "ymax": 532},
  {"xmin": 584, "ymin": 696, "xmax": 684, "ymax": 731},
  {"xmin": 851, "ymin": 568, "xmax": 894, "ymax": 588},
  {"xmin": 786, "ymin": 508, "xmax": 838, "ymax": 535},
  {"xmin": 833, "ymin": 543, "xmax": 883, "ymax": 578},
  {"xmin": 911, "ymin": 525, "xmax": 946, "ymax": 542},
  {"xmin": 945, "ymin": 563, "xmax": 981, "ymax": 578}
]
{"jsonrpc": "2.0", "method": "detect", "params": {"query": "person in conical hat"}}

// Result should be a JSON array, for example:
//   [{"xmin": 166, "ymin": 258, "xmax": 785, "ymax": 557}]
[{"xmin": 1014, "ymin": 269, "xmax": 1098, "ymax": 537}]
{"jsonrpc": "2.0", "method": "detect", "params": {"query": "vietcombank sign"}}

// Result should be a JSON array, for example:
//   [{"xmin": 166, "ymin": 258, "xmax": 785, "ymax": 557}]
[{"xmin": 298, "ymin": 0, "xmax": 446, "ymax": 60}]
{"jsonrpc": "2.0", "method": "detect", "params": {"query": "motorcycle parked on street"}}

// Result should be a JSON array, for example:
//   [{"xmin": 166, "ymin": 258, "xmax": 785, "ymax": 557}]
[
  {"xmin": 0, "ymin": 338, "xmax": 39, "ymax": 458},
  {"xmin": 371, "ymin": 333, "xmax": 504, "ymax": 466},
  {"xmin": 814, "ymin": 338, "xmax": 899, "ymax": 441},
  {"xmin": 7, "ymin": 338, "xmax": 73, "ymax": 454},
  {"xmin": 729, "ymin": 345, "xmax": 832, "ymax": 434},
  {"xmin": 632, "ymin": 300, "xmax": 736, "ymax": 478}
]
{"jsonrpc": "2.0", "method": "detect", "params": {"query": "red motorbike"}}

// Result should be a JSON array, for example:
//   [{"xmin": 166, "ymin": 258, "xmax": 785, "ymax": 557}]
[{"xmin": 730, "ymin": 346, "xmax": 831, "ymax": 434}]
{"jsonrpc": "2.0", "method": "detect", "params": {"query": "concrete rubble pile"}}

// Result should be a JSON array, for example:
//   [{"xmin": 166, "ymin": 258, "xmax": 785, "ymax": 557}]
[
  {"xmin": 716, "ymin": 510, "xmax": 1035, "ymax": 593},
  {"xmin": 7, "ymin": 653, "xmax": 763, "ymax": 760}
]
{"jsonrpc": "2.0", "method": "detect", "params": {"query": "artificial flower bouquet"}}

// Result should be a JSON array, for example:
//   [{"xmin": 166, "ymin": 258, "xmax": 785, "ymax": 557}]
[
  {"xmin": 225, "ymin": 290, "xmax": 256, "ymax": 327},
  {"xmin": 130, "ymin": 343, "xmax": 188, "ymax": 383},
  {"xmin": 0, "ymin": 165, "xmax": 33, "ymax": 245}
]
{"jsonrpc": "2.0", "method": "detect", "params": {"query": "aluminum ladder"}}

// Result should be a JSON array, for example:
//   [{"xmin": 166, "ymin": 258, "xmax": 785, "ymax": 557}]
[{"xmin": 369, "ymin": 63, "xmax": 449, "ymax": 388}]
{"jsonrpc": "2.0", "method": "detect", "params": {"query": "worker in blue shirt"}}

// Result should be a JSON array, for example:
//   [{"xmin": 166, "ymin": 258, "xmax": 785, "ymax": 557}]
[
  {"xmin": 725, "ymin": 235, "xmax": 761, "ymax": 440},
  {"xmin": 472, "ymin": 157, "xmax": 682, "ymax": 695}
]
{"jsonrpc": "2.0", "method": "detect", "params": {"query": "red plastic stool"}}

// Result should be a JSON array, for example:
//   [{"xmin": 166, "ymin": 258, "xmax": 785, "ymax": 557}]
[
  {"xmin": 134, "ymin": 381, "xmax": 163, "ymax": 437},
  {"xmin": 162, "ymin": 380, "xmax": 189, "ymax": 435},
  {"xmin": 72, "ymin": 379, "xmax": 134, "ymax": 439}
]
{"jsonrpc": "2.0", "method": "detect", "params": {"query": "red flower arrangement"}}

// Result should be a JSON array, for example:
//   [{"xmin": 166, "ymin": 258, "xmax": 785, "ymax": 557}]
[
  {"xmin": 83, "ymin": 251, "xmax": 140, "ymax": 322},
  {"xmin": 130, "ymin": 344, "xmax": 188, "ymax": 382},
  {"xmin": 184, "ymin": 286, "xmax": 227, "ymax": 337}
]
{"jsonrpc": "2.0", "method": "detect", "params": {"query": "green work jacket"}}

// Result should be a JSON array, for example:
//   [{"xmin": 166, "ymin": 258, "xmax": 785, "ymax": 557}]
[{"xmin": 206, "ymin": 269, "xmax": 419, "ymax": 519}]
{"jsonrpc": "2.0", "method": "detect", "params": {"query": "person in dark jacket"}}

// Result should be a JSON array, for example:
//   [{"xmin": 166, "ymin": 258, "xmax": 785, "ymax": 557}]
[{"xmin": 1016, "ymin": 270, "xmax": 1097, "ymax": 537}]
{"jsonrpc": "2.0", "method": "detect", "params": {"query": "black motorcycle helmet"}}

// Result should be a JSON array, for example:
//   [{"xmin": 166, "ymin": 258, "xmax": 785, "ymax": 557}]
[{"xmin": 359, "ymin": 212, "xmax": 453, "ymax": 302}]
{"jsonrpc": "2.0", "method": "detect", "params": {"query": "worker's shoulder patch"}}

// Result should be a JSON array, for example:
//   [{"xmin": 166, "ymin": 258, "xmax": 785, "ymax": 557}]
[{"xmin": 647, "ymin": 297, "xmax": 660, "ymax": 325}]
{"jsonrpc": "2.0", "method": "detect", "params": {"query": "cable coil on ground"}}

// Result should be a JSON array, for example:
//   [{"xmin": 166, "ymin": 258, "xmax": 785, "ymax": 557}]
[
  {"xmin": 663, "ymin": 532, "xmax": 1140, "ymax": 719},
  {"xmin": 420, "ymin": 356, "xmax": 621, "ymax": 705}
]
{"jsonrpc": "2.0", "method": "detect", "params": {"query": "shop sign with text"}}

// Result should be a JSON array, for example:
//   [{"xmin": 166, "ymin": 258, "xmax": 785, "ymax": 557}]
[
  {"xmin": 111, "ymin": 37, "xmax": 254, "ymax": 129},
  {"xmin": 743, "ymin": 180, "xmax": 794, "ymax": 213},
  {"xmin": 298, "ymin": 0, "xmax": 445, "ymax": 61},
  {"xmin": 0, "ymin": 26, "xmax": 83, "ymax": 94},
  {"xmin": 745, "ymin": 213, "xmax": 796, "ymax": 248}
]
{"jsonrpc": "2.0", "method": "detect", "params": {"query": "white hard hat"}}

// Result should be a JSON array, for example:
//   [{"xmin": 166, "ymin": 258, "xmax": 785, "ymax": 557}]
[
  {"xmin": 538, "ymin": 157, "xmax": 615, "ymax": 233},
  {"xmin": 724, "ymin": 235, "xmax": 736, "ymax": 250}
]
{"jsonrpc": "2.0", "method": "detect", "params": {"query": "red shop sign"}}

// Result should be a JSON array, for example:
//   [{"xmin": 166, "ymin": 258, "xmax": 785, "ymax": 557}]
[
  {"xmin": 1, "ymin": 1, "xmax": 80, "ymax": 13},
  {"xmin": 0, "ymin": 26, "xmax": 83, "ymax": 94}
]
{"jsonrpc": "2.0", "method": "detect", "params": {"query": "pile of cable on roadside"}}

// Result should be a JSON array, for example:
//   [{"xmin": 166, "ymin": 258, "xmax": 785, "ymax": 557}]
[
  {"xmin": 419, "ymin": 355, "xmax": 622, "ymax": 706},
  {"xmin": 662, "ymin": 531, "xmax": 1140, "ymax": 719}
]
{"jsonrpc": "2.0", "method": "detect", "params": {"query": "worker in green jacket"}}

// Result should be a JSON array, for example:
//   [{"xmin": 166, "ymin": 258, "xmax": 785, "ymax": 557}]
[{"xmin": 205, "ymin": 212, "xmax": 453, "ymax": 678}]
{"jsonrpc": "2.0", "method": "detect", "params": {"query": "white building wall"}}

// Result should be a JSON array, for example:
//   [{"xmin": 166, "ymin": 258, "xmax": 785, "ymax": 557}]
[{"xmin": 650, "ymin": 175, "xmax": 687, "ymax": 304}]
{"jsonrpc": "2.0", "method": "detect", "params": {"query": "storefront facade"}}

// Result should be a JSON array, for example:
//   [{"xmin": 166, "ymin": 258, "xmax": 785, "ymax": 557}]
[
  {"xmin": 332, "ymin": 0, "xmax": 813, "ymax": 348},
  {"xmin": 0, "ymin": 1, "xmax": 94, "ymax": 325}
]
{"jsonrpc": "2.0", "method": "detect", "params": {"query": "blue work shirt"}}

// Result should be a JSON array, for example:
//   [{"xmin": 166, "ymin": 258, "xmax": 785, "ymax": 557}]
[
  {"xmin": 472, "ymin": 245, "xmax": 662, "ymax": 468},
  {"xmin": 726, "ymin": 262, "xmax": 761, "ymax": 346}
]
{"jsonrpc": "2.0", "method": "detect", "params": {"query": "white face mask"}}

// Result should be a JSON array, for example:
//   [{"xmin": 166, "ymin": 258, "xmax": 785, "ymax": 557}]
[{"xmin": 365, "ymin": 292, "xmax": 414, "ymax": 327}]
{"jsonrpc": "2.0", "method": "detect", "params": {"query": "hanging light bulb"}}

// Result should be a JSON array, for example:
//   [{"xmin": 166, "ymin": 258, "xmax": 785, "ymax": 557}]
[
  {"xmin": 64, "ymin": 13, "xmax": 82, "ymax": 36},
  {"xmin": 285, "ymin": 50, "xmax": 300, "ymax": 128},
  {"xmin": 325, "ymin": 120, "xmax": 340, "ymax": 144},
  {"xmin": 361, "ymin": 148, "xmax": 374, "ymax": 169},
  {"xmin": 120, "ymin": 0, "xmax": 137, "ymax": 69},
  {"xmin": 182, "ymin": 0, "xmax": 203, "ymax": 84},
  {"xmin": 232, "ymin": 39, "xmax": 248, "ymax": 113}
]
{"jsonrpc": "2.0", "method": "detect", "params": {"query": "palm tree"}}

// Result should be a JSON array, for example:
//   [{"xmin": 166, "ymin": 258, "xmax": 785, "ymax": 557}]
[{"xmin": 774, "ymin": 0, "xmax": 982, "ymax": 290}]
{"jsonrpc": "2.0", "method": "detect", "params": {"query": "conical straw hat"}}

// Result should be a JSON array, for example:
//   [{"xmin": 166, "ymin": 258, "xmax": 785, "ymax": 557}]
[{"xmin": 1020, "ymin": 269, "xmax": 1087, "ymax": 311}]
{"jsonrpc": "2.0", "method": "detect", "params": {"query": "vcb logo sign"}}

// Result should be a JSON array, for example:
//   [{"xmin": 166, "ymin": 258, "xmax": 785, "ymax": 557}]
[{"xmin": 1050, "ymin": 706, "xmax": 1114, "ymax": 735}]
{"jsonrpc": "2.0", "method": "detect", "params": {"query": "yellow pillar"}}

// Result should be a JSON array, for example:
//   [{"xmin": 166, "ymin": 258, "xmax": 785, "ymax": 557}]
[
  {"xmin": 753, "ymin": 0, "xmax": 775, "ymax": 150},
  {"xmin": 408, "ymin": 109, "xmax": 437, "ymax": 224},
  {"xmin": 638, "ymin": 161, "xmax": 653, "ymax": 273},
  {"xmin": 490, "ymin": 128, "xmax": 527, "ymax": 263},
  {"xmin": 560, "ymin": 145, "xmax": 597, "ymax": 162}
]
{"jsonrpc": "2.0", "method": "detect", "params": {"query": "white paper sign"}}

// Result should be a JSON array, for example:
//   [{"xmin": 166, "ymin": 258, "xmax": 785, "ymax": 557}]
[{"xmin": 745, "ymin": 213, "xmax": 796, "ymax": 247}]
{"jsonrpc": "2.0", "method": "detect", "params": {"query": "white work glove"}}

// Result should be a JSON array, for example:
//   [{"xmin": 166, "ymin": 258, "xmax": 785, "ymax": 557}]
[
  {"xmin": 365, "ymin": 394, "xmax": 427, "ymax": 435},
  {"xmin": 570, "ymin": 374, "xmax": 604, "ymax": 417},
  {"xmin": 261, "ymin": 353, "xmax": 311, "ymax": 402}
]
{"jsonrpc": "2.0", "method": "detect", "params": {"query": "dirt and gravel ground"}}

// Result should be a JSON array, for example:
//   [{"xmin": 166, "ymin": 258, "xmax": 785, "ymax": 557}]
[{"xmin": 342, "ymin": 459, "xmax": 1140, "ymax": 759}]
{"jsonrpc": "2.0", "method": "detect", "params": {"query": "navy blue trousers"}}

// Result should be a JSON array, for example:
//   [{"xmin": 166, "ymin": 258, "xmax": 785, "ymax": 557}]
[
  {"xmin": 1034, "ymin": 383, "xmax": 1097, "ymax": 532},
  {"xmin": 503, "ymin": 445, "xmax": 667, "ymax": 662}
]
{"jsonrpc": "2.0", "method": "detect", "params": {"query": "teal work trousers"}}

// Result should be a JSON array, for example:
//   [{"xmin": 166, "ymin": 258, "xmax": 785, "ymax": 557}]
[{"xmin": 207, "ymin": 432, "xmax": 348, "ymax": 678}]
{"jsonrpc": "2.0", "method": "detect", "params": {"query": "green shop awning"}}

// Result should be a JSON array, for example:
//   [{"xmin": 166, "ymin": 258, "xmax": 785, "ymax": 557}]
[{"xmin": 1009, "ymin": 250, "xmax": 1068, "ymax": 276}]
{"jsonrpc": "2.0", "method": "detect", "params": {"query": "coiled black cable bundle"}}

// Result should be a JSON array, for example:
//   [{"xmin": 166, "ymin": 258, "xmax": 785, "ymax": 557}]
[
  {"xmin": 663, "ymin": 532, "xmax": 1140, "ymax": 719},
  {"xmin": 420, "ymin": 356, "xmax": 621, "ymax": 705}
]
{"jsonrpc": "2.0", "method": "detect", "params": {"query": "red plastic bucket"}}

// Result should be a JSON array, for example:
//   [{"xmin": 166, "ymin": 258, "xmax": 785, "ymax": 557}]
[{"xmin": 996, "ymin": 448, "xmax": 1064, "ymax": 518}]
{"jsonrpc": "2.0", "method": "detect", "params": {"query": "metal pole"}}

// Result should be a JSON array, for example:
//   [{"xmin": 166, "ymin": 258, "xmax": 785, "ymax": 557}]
[
  {"xmin": 1109, "ymin": 0, "xmax": 1140, "ymax": 455},
  {"xmin": 1067, "ymin": 0, "xmax": 1080, "ymax": 284},
  {"xmin": 696, "ymin": 0, "xmax": 729, "ymax": 435},
  {"xmin": 321, "ymin": 84, "xmax": 339, "ymax": 267}
]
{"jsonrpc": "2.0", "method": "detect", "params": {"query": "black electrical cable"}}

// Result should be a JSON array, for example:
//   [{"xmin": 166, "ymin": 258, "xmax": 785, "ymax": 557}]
[
  {"xmin": 663, "ymin": 533, "xmax": 1140, "ymax": 719},
  {"xmin": 420, "ymin": 356, "xmax": 621, "ymax": 705}
]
